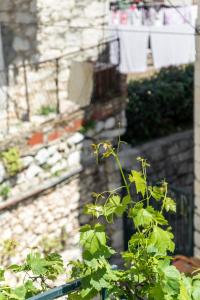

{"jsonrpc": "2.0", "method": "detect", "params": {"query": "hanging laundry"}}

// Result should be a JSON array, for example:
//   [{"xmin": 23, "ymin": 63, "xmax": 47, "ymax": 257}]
[
  {"xmin": 110, "ymin": 11, "xmax": 121, "ymax": 25},
  {"xmin": 164, "ymin": 0, "xmax": 192, "ymax": 5},
  {"xmin": 190, "ymin": 5, "xmax": 198, "ymax": 26},
  {"xmin": 150, "ymin": 24, "xmax": 195, "ymax": 69},
  {"xmin": 119, "ymin": 10, "xmax": 129, "ymax": 25},
  {"xmin": 128, "ymin": 5, "xmax": 143, "ymax": 26},
  {"xmin": 116, "ymin": 25, "xmax": 149, "ymax": 73},
  {"xmin": 164, "ymin": 6, "xmax": 191, "ymax": 25},
  {"xmin": 68, "ymin": 61, "xmax": 94, "ymax": 107},
  {"xmin": 143, "ymin": 7, "xmax": 164, "ymax": 26}
]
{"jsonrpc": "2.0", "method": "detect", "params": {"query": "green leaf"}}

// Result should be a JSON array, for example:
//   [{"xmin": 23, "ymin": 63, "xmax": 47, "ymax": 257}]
[
  {"xmin": 164, "ymin": 197, "xmax": 176, "ymax": 212},
  {"xmin": 122, "ymin": 194, "xmax": 131, "ymax": 206},
  {"xmin": 149, "ymin": 186, "xmax": 165, "ymax": 201},
  {"xmin": 192, "ymin": 275, "xmax": 200, "ymax": 300},
  {"xmin": 148, "ymin": 226, "xmax": 175, "ymax": 255},
  {"xmin": 104, "ymin": 195, "xmax": 127, "ymax": 220},
  {"xmin": 129, "ymin": 205, "xmax": 154, "ymax": 228},
  {"xmin": 80, "ymin": 224, "xmax": 107, "ymax": 255},
  {"xmin": 26, "ymin": 253, "xmax": 49, "ymax": 275},
  {"xmin": 163, "ymin": 265, "xmax": 181, "ymax": 295},
  {"xmin": 129, "ymin": 170, "xmax": 146, "ymax": 197},
  {"xmin": 9, "ymin": 286, "xmax": 27, "ymax": 300},
  {"xmin": 0, "ymin": 269, "xmax": 4, "ymax": 281},
  {"xmin": 179, "ymin": 276, "xmax": 191, "ymax": 300},
  {"xmin": 84, "ymin": 204, "xmax": 104, "ymax": 218}
]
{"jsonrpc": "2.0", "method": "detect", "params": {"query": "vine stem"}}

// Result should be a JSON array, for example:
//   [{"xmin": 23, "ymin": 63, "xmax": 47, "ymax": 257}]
[{"xmin": 113, "ymin": 152, "xmax": 131, "ymax": 199}]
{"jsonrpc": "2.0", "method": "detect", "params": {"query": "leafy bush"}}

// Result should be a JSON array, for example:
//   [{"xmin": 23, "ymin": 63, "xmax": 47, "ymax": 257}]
[
  {"xmin": 125, "ymin": 65, "xmax": 194, "ymax": 145},
  {"xmin": 0, "ymin": 184, "xmax": 10, "ymax": 200},
  {"xmin": 0, "ymin": 141, "xmax": 200, "ymax": 299},
  {"xmin": 38, "ymin": 105, "xmax": 57, "ymax": 116},
  {"xmin": 1, "ymin": 148, "xmax": 22, "ymax": 176}
]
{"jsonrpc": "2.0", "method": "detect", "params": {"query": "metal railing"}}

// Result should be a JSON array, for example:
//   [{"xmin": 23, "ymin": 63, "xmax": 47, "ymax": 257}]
[
  {"xmin": 28, "ymin": 279, "xmax": 110, "ymax": 300},
  {"xmin": 0, "ymin": 38, "xmax": 120, "ymax": 136}
]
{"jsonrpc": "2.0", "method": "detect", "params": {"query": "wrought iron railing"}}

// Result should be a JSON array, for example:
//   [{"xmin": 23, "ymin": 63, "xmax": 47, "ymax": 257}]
[{"xmin": 0, "ymin": 38, "xmax": 120, "ymax": 136}]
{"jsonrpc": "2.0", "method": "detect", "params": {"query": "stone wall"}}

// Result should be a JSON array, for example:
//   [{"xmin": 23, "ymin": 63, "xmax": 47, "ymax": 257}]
[
  {"xmin": 0, "ymin": 96, "xmax": 126, "ymax": 267},
  {"xmin": 0, "ymin": 0, "xmax": 108, "ymax": 65},
  {"xmin": 119, "ymin": 130, "xmax": 194, "ymax": 193},
  {"xmin": 0, "ymin": 0, "xmax": 112, "ymax": 136},
  {"xmin": 194, "ymin": 2, "xmax": 200, "ymax": 256}
]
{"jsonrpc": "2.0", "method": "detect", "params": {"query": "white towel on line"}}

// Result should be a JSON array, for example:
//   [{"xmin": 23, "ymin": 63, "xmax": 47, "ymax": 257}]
[
  {"xmin": 150, "ymin": 24, "xmax": 195, "ymax": 69},
  {"xmin": 112, "ymin": 25, "xmax": 149, "ymax": 73}
]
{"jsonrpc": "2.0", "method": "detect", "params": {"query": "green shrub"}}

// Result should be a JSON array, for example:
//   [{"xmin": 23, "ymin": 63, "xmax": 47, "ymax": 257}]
[
  {"xmin": 0, "ymin": 184, "xmax": 10, "ymax": 200},
  {"xmin": 1, "ymin": 148, "xmax": 22, "ymax": 176},
  {"xmin": 38, "ymin": 105, "xmax": 57, "ymax": 116},
  {"xmin": 125, "ymin": 64, "xmax": 194, "ymax": 145}
]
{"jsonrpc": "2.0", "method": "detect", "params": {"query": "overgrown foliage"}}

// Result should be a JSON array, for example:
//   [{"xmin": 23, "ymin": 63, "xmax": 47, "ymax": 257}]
[
  {"xmin": 0, "ymin": 141, "xmax": 200, "ymax": 299},
  {"xmin": 125, "ymin": 65, "xmax": 194, "ymax": 145}
]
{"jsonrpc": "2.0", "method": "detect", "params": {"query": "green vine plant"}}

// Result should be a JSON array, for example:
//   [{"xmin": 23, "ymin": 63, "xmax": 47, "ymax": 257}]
[{"xmin": 0, "ymin": 141, "xmax": 200, "ymax": 299}]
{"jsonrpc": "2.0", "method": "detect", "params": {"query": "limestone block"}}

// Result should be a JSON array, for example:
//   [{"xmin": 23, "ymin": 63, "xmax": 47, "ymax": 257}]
[
  {"xmin": 195, "ymin": 195, "xmax": 200, "ymax": 214},
  {"xmin": 195, "ymin": 180, "xmax": 200, "ymax": 197},
  {"xmin": 47, "ymin": 152, "xmax": 62, "ymax": 166},
  {"xmin": 195, "ymin": 161, "xmax": 200, "ymax": 181},
  {"xmin": 47, "ymin": 145, "xmax": 58, "ymax": 156},
  {"xmin": 13, "ymin": 37, "xmax": 30, "ymax": 51},
  {"xmin": 26, "ymin": 164, "xmax": 43, "ymax": 179},
  {"xmin": 95, "ymin": 121, "xmax": 104, "ymax": 133},
  {"xmin": 194, "ymin": 212, "xmax": 200, "ymax": 232},
  {"xmin": 0, "ymin": 162, "xmax": 6, "ymax": 183},
  {"xmin": 25, "ymin": 26, "xmax": 36, "ymax": 37},
  {"xmin": 67, "ymin": 133, "xmax": 84, "ymax": 145},
  {"xmin": 35, "ymin": 148, "xmax": 50, "ymax": 165},
  {"xmin": 15, "ymin": 12, "xmax": 35, "ymax": 24},
  {"xmin": 104, "ymin": 117, "xmax": 115, "ymax": 130},
  {"xmin": 194, "ymin": 246, "xmax": 200, "ymax": 257},
  {"xmin": 84, "ymin": 1, "xmax": 105, "ymax": 18},
  {"xmin": 0, "ymin": 12, "xmax": 11, "ymax": 23},
  {"xmin": 0, "ymin": 0, "xmax": 12, "ymax": 11},
  {"xmin": 22, "ymin": 156, "xmax": 34, "ymax": 168},
  {"xmin": 50, "ymin": 160, "xmax": 68, "ymax": 174},
  {"xmin": 99, "ymin": 128, "xmax": 126, "ymax": 139},
  {"xmin": 30, "ymin": 0, "xmax": 37, "ymax": 13},
  {"xmin": 195, "ymin": 230, "xmax": 200, "ymax": 249}
]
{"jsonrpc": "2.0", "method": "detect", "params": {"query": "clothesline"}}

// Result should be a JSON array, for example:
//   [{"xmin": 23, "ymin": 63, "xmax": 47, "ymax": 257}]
[{"xmin": 69, "ymin": 25, "xmax": 197, "ymax": 36}]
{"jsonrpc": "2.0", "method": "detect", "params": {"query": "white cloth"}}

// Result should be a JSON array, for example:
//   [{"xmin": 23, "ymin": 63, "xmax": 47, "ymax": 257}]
[
  {"xmin": 164, "ymin": 6, "xmax": 191, "ymax": 25},
  {"xmin": 116, "ymin": 25, "xmax": 149, "ymax": 73},
  {"xmin": 150, "ymin": 24, "xmax": 195, "ymax": 69},
  {"xmin": 143, "ymin": 8, "xmax": 164, "ymax": 26},
  {"xmin": 68, "ymin": 61, "xmax": 94, "ymax": 107},
  {"xmin": 190, "ymin": 5, "xmax": 198, "ymax": 26}
]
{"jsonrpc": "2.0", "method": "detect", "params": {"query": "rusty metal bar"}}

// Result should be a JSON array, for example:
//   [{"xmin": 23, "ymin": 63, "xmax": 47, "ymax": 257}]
[
  {"xmin": 23, "ymin": 61, "xmax": 30, "ymax": 121},
  {"xmin": 55, "ymin": 58, "xmax": 60, "ymax": 114}
]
